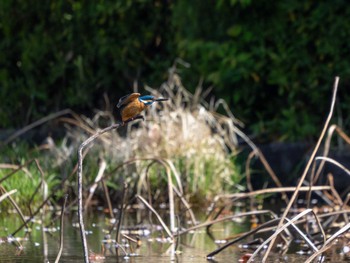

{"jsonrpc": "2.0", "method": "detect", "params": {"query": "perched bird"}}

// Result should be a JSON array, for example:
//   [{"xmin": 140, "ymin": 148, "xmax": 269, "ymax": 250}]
[{"xmin": 116, "ymin": 93, "xmax": 168, "ymax": 124}]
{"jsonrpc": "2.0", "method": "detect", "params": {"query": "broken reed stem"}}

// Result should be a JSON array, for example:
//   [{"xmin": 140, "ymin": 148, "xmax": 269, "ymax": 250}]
[
  {"xmin": 306, "ymin": 220, "xmax": 350, "ymax": 263},
  {"xmin": 136, "ymin": 195, "xmax": 173, "ymax": 239},
  {"xmin": 77, "ymin": 123, "xmax": 122, "ymax": 263},
  {"xmin": 0, "ymin": 159, "xmax": 35, "ymax": 185},
  {"xmin": 14, "ymin": 158, "xmax": 81, "ymax": 233},
  {"xmin": 116, "ymin": 183, "xmax": 128, "ymax": 248},
  {"xmin": 172, "ymin": 184, "xmax": 197, "ymax": 226},
  {"xmin": 12, "ymin": 193, "xmax": 52, "ymax": 236},
  {"xmin": 232, "ymin": 126, "xmax": 289, "ymax": 202},
  {"xmin": 245, "ymin": 151, "xmax": 255, "ymax": 192},
  {"xmin": 0, "ymin": 185, "xmax": 29, "ymax": 229},
  {"xmin": 0, "ymin": 189, "xmax": 17, "ymax": 203},
  {"xmin": 248, "ymin": 209, "xmax": 313, "ymax": 263},
  {"xmin": 175, "ymin": 210, "xmax": 276, "ymax": 236},
  {"xmin": 315, "ymin": 156, "xmax": 350, "ymax": 177},
  {"xmin": 28, "ymin": 159, "xmax": 46, "ymax": 217},
  {"xmin": 260, "ymin": 76, "xmax": 339, "ymax": 262},
  {"xmin": 313, "ymin": 124, "xmax": 350, "ymax": 184},
  {"xmin": 101, "ymin": 179, "xmax": 114, "ymax": 219},
  {"xmin": 165, "ymin": 162, "xmax": 176, "ymax": 232},
  {"xmin": 214, "ymin": 186, "xmax": 331, "ymax": 200},
  {"xmin": 208, "ymin": 209, "xmax": 350, "ymax": 258},
  {"xmin": 285, "ymin": 218, "xmax": 318, "ymax": 252},
  {"xmin": 207, "ymin": 218, "xmax": 280, "ymax": 258},
  {"xmin": 3, "ymin": 109, "xmax": 73, "ymax": 145},
  {"xmin": 55, "ymin": 194, "xmax": 68, "ymax": 263},
  {"xmin": 84, "ymin": 158, "xmax": 107, "ymax": 210}
]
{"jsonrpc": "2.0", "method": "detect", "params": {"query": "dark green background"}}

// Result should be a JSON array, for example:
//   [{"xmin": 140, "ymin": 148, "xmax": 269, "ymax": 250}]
[{"xmin": 1, "ymin": 0, "xmax": 350, "ymax": 141}]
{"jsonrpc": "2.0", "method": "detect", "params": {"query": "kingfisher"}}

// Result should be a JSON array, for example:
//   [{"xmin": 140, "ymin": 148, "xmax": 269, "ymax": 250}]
[{"xmin": 116, "ymin": 93, "xmax": 169, "ymax": 124}]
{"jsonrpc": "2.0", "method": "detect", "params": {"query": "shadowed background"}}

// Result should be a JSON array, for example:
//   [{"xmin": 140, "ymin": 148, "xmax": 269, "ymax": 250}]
[{"xmin": 1, "ymin": 0, "xmax": 350, "ymax": 141}]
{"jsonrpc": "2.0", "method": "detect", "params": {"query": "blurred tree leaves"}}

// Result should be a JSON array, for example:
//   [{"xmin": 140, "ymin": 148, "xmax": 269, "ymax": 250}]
[
  {"xmin": 1, "ymin": 0, "xmax": 350, "ymax": 141},
  {"xmin": 0, "ymin": 0, "xmax": 173, "ymax": 127},
  {"xmin": 173, "ymin": 0, "xmax": 350, "ymax": 140}
]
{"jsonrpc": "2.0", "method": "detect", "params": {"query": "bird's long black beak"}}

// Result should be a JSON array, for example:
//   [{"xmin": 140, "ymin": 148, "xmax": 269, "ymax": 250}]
[{"xmin": 154, "ymin": 98, "xmax": 169, "ymax": 102}]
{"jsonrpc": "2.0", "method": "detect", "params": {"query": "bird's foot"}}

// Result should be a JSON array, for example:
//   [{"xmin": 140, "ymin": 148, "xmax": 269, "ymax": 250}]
[{"xmin": 124, "ymin": 115, "xmax": 144, "ymax": 124}]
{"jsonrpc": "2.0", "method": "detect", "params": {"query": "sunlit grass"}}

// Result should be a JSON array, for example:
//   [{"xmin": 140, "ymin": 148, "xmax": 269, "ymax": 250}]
[{"xmin": 0, "ymin": 164, "xmax": 60, "ymax": 212}]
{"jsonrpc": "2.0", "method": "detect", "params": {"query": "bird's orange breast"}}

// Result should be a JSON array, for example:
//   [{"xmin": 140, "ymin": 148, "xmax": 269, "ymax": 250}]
[{"xmin": 121, "ymin": 99, "xmax": 146, "ymax": 121}]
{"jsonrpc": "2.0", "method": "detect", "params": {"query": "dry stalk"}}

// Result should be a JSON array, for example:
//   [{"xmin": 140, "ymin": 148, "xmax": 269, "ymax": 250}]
[
  {"xmin": 327, "ymin": 174, "xmax": 343, "ymax": 205},
  {"xmin": 0, "ymin": 159, "xmax": 35, "ymax": 184},
  {"xmin": 27, "ymin": 159, "xmax": 47, "ymax": 216},
  {"xmin": 213, "ymin": 186, "xmax": 331, "ymax": 200},
  {"xmin": 59, "ymin": 117, "xmax": 111, "ymax": 145},
  {"xmin": 245, "ymin": 151, "xmax": 255, "ymax": 192},
  {"xmin": 55, "ymin": 194, "xmax": 68, "ymax": 263},
  {"xmin": 0, "ymin": 164, "xmax": 31, "ymax": 176},
  {"xmin": 261, "ymin": 77, "xmax": 339, "ymax": 262},
  {"xmin": 284, "ymin": 218, "xmax": 318, "ymax": 252},
  {"xmin": 233, "ymin": 126, "xmax": 289, "ymax": 203},
  {"xmin": 207, "ymin": 218, "xmax": 281, "ymax": 258},
  {"xmin": 0, "ymin": 185, "xmax": 28, "ymax": 229},
  {"xmin": 12, "ymin": 192, "xmax": 52, "ymax": 236},
  {"xmin": 115, "ymin": 183, "xmax": 128, "ymax": 248},
  {"xmin": 136, "ymin": 195, "xmax": 173, "ymax": 239},
  {"xmin": 84, "ymin": 158, "xmax": 107, "ymax": 210},
  {"xmin": 315, "ymin": 156, "xmax": 350, "ymax": 177},
  {"xmin": 175, "ymin": 210, "xmax": 277, "ymax": 237},
  {"xmin": 101, "ymin": 179, "xmax": 113, "ymax": 219},
  {"xmin": 313, "ymin": 124, "xmax": 350, "ymax": 184},
  {"xmin": 208, "ymin": 209, "xmax": 350, "ymax": 258},
  {"xmin": 248, "ymin": 209, "xmax": 313, "ymax": 263},
  {"xmin": 315, "ymin": 157, "xmax": 350, "ymax": 224},
  {"xmin": 306, "ymin": 220, "xmax": 350, "ymax": 262},
  {"xmin": 0, "ymin": 189, "xmax": 17, "ymax": 203},
  {"xmin": 138, "ymin": 158, "xmax": 188, "ymax": 231},
  {"xmin": 3, "ymin": 109, "xmax": 75, "ymax": 145}
]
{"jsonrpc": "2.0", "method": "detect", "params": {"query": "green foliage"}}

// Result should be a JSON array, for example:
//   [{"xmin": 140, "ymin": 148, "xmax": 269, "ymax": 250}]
[
  {"xmin": 0, "ymin": 0, "xmax": 173, "ymax": 127},
  {"xmin": 0, "ymin": 166, "xmax": 60, "ymax": 212},
  {"xmin": 172, "ymin": 0, "xmax": 350, "ymax": 140},
  {"xmin": 0, "ymin": 142, "xmax": 63, "ymax": 211},
  {"xmin": 1, "ymin": 1, "xmax": 350, "ymax": 140}
]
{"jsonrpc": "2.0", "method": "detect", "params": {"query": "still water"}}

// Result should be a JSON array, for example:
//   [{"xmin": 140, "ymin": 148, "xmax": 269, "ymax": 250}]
[{"xmin": 0, "ymin": 207, "xmax": 333, "ymax": 263}]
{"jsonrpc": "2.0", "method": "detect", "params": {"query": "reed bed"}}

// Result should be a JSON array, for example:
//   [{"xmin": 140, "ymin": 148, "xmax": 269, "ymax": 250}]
[{"xmin": 0, "ymin": 72, "xmax": 349, "ymax": 263}]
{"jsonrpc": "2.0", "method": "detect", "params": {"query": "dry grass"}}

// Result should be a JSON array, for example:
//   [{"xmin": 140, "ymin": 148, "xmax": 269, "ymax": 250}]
[{"xmin": 51, "ymin": 62, "xmax": 243, "ymax": 202}]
